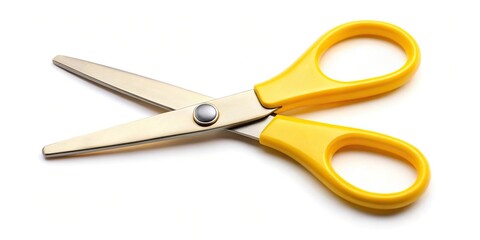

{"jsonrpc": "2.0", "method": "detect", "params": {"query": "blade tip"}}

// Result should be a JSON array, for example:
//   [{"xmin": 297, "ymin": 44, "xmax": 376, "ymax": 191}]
[
  {"xmin": 52, "ymin": 55, "xmax": 68, "ymax": 66},
  {"xmin": 42, "ymin": 145, "xmax": 58, "ymax": 159}
]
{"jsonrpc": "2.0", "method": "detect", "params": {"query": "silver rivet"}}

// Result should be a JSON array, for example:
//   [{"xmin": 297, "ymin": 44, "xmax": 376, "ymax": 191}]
[{"xmin": 193, "ymin": 104, "xmax": 219, "ymax": 126}]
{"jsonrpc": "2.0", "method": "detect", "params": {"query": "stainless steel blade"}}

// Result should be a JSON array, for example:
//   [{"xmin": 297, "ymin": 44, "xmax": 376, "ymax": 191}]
[
  {"xmin": 43, "ymin": 90, "xmax": 276, "ymax": 158},
  {"xmin": 53, "ymin": 55, "xmax": 273, "ymax": 140},
  {"xmin": 53, "ymin": 55, "xmax": 212, "ymax": 110}
]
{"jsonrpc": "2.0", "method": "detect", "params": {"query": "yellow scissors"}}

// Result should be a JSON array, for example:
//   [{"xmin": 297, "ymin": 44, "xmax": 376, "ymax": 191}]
[{"xmin": 43, "ymin": 21, "xmax": 430, "ymax": 211}]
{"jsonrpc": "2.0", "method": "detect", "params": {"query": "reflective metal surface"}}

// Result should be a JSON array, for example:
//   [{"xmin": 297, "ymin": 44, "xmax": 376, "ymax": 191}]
[
  {"xmin": 53, "ymin": 55, "xmax": 212, "ymax": 110},
  {"xmin": 229, "ymin": 115, "xmax": 275, "ymax": 140},
  {"xmin": 43, "ymin": 90, "xmax": 275, "ymax": 157},
  {"xmin": 52, "ymin": 55, "xmax": 274, "ymax": 140},
  {"xmin": 193, "ymin": 104, "xmax": 219, "ymax": 126}
]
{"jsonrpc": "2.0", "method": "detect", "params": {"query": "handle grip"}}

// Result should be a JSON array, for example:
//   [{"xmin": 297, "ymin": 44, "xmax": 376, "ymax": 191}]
[
  {"xmin": 259, "ymin": 115, "xmax": 430, "ymax": 210},
  {"xmin": 254, "ymin": 20, "xmax": 420, "ymax": 111}
]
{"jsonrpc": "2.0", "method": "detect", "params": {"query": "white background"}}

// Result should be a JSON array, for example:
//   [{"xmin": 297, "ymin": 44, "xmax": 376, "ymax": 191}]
[{"xmin": 1, "ymin": 0, "xmax": 478, "ymax": 239}]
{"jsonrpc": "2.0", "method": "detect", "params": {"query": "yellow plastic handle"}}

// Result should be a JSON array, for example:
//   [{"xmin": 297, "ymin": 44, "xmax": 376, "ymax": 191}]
[
  {"xmin": 254, "ymin": 20, "xmax": 420, "ymax": 110},
  {"xmin": 259, "ymin": 115, "xmax": 430, "ymax": 210}
]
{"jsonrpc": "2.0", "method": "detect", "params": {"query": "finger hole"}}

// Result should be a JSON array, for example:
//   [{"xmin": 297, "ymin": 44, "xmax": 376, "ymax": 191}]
[
  {"xmin": 331, "ymin": 148, "xmax": 417, "ymax": 194},
  {"xmin": 319, "ymin": 37, "xmax": 406, "ymax": 82}
]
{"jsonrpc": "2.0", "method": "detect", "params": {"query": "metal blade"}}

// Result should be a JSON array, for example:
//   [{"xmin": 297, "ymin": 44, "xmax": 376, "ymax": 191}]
[
  {"xmin": 43, "ymin": 90, "xmax": 276, "ymax": 158},
  {"xmin": 53, "ymin": 55, "xmax": 212, "ymax": 110},
  {"xmin": 52, "ymin": 55, "xmax": 272, "ymax": 140}
]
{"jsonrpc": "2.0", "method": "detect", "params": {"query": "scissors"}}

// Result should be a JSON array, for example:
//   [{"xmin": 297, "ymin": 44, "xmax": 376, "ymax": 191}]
[{"xmin": 43, "ymin": 21, "xmax": 430, "ymax": 210}]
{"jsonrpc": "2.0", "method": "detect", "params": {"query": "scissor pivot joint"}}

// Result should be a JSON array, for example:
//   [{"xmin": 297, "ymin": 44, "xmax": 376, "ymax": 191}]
[{"xmin": 193, "ymin": 103, "xmax": 219, "ymax": 126}]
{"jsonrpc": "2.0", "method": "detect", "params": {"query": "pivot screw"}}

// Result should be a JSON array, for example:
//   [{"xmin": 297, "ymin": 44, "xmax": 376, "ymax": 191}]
[{"xmin": 193, "ymin": 103, "xmax": 219, "ymax": 126}]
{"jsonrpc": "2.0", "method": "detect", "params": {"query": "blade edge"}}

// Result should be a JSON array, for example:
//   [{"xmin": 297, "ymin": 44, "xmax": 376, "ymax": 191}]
[
  {"xmin": 53, "ymin": 55, "xmax": 212, "ymax": 110},
  {"xmin": 52, "ymin": 55, "xmax": 272, "ymax": 142},
  {"xmin": 43, "ymin": 90, "xmax": 275, "ymax": 158}
]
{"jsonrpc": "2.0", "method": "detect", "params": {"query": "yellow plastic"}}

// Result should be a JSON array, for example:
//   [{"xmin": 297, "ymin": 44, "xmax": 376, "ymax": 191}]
[
  {"xmin": 254, "ymin": 20, "xmax": 420, "ymax": 111},
  {"xmin": 259, "ymin": 115, "xmax": 430, "ymax": 210}
]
